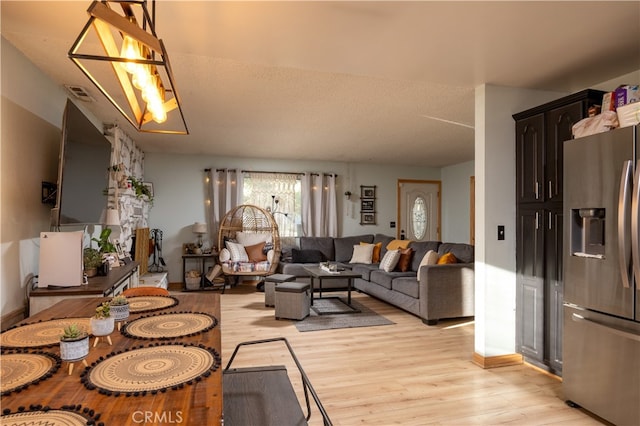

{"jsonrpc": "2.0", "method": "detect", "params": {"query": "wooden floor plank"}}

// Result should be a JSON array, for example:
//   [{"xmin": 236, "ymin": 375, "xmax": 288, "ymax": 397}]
[{"xmin": 218, "ymin": 284, "xmax": 608, "ymax": 426}]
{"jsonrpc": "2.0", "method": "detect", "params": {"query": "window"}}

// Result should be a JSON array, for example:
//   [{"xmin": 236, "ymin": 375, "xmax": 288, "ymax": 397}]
[
  {"xmin": 412, "ymin": 196, "xmax": 427, "ymax": 240},
  {"xmin": 242, "ymin": 173, "xmax": 301, "ymax": 238}
]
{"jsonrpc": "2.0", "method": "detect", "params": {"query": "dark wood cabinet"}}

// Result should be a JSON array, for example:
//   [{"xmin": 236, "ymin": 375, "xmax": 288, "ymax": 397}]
[{"xmin": 513, "ymin": 89, "xmax": 604, "ymax": 375}]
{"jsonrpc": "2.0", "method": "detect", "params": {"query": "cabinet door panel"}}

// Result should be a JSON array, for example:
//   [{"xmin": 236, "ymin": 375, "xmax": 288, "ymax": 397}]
[
  {"xmin": 545, "ymin": 101, "xmax": 584, "ymax": 203},
  {"xmin": 517, "ymin": 208, "xmax": 545, "ymax": 360},
  {"xmin": 545, "ymin": 208, "xmax": 563, "ymax": 373},
  {"xmin": 516, "ymin": 115, "xmax": 544, "ymax": 203}
]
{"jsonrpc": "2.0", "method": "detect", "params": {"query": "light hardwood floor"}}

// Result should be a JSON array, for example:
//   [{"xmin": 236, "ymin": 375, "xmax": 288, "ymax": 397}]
[{"xmin": 217, "ymin": 284, "xmax": 607, "ymax": 426}]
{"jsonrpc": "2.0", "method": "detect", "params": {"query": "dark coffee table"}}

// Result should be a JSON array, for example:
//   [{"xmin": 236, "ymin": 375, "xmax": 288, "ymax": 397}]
[{"xmin": 303, "ymin": 266, "xmax": 361, "ymax": 307}]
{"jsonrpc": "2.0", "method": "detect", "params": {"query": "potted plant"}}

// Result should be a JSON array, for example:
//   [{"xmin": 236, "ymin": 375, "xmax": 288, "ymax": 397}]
[
  {"xmin": 83, "ymin": 247, "xmax": 103, "ymax": 278},
  {"xmin": 129, "ymin": 176, "xmax": 154, "ymax": 205},
  {"xmin": 90, "ymin": 302, "xmax": 114, "ymax": 342},
  {"xmin": 92, "ymin": 228, "xmax": 116, "ymax": 254},
  {"xmin": 109, "ymin": 295, "xmax": 129, "ymax": 322},
  {"xmin": 59, "ymin": 323, "xmax": 89, "ymax": 362}
]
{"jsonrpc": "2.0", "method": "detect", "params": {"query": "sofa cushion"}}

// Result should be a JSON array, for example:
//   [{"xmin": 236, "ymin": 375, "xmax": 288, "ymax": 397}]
[
  {"xmin": 438, "ymin": 243, "xmax": 474, "ymax": 264},
  {"xmin": 291, "ymin": 248, "xmax": 324, "ymax": 263},
  {"xmin": 437, "ymin": 252, "xmax": 458, "ymax": 264},
  {"xmin": 370, "ymin": 269, "xmax": 415, "ymax": 289},
  {"xmin": 395, "ymin": 247, "xmax": 414, "ymax": 272},
  {"xmin": 379, "ymin": 249, "xmax": 401, "ymax": 272},
  {"xmin": 300, "ymin": 237, "xmax": 334, "ymax": 261},
  {"xmin": 409, "ymin": 241, "xmax": 441, "ymax": 271},
  {"xmin": 236, "ymin": 231, "xmax": 272, "ymax": 247},
  {"xmin": 334, "ymin": 235, "xmax": 374, "ymax": 262},
  {"xmin": 349, "ymin": 244, "xmax": 374, "ymax": 264},
  {"xmin": 392, "ymin": 277, "xmax": 419, "ymax": 299},
  {"xmin": 351, "ymin": 263, "xmax": 378, "ymax": 281}
]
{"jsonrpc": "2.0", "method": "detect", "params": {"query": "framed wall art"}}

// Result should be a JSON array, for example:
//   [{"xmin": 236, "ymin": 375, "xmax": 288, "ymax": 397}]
[
  {"xmin": 360, "ymin": 213, "xmax": 376, "ymax": 225},
  {"xmin": 361, "ymin": 185, "xmax": 376, "ymax": 199}
]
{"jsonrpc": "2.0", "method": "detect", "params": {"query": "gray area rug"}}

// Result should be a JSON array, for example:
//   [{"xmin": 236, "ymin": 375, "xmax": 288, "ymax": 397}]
[{"xmin": 295, "ymin": 298, "xmax": 395, "ymax": 332}]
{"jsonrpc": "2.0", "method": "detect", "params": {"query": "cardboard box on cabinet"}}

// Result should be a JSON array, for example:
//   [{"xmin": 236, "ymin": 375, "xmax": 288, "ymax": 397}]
[
  {"xmin": 616, "ymin": 101, "xmax": 640, "ymax": 128},
  {"xmin": 614, "ymin": 85, "xmax": 639, "ymax": 108}
]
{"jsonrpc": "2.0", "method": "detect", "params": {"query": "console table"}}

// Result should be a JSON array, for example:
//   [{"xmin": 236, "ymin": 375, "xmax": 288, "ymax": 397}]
[
  {"xmin": 182, "ymin": 253, "xmax": 218, "ymax": 290},
  {"xmin": 29, "ymin": 261, "xmax": 139, "ymax": 315}
]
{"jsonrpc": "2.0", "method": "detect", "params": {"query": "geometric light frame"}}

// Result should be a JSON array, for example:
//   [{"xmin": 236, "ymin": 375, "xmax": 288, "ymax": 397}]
[{"xmin": 69, "ymin": 0, "xmax": 188, "ymax": 134}]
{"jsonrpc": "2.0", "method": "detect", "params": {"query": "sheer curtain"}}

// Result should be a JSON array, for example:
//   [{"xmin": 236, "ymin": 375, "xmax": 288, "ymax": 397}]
[
  {"xmin": 242, "ymin": 172, "xmax": 299, "ymax": 243},
  {"xmin": 301, "ymin": 173, "xmax": 337, "ymax": 237},
  {"xmin": 206, "ymin": 169, "xmax": 242, "ymax": 249}
]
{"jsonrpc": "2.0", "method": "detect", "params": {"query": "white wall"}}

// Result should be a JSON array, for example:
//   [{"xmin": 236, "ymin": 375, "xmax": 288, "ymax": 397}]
[
  {"xmin": 441, "ymin": 160, "xmax": 474, "ymax": 243},
  {"xmin": 144, "ymin": 153, "xmax": 457, "ymax": 283},
  {"xmin": 474, "ymin": 84, "xmax": 567, "ymax": 358},
  {"xmin": 1, "ymin": 38, "xmax": 68, "ymax": 316}
]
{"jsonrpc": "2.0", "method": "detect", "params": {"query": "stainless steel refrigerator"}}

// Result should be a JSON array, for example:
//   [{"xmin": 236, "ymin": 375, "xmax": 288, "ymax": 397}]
[{"xmin": 563, "ymin": 124, "xmax": 640, "ymax": 425}]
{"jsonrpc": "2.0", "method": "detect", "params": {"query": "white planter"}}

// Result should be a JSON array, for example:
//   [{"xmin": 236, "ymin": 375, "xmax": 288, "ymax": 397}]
[
  {"xmin": 59, "ymin": 335, "xmax": 89, "ymax": 362},
  {"xmin": 110, "ymin": 303, "xmax": 130, "ymax": 321},
  {"xmin": 90, "ymin": 316, "xmax": 115, "ymax": 336}
]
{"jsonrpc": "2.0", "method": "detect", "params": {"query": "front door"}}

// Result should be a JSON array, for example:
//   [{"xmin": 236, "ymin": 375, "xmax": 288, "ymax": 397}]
[{"xmin": 398, "ymin": 180, "xmax": 440, "ymax": 241}]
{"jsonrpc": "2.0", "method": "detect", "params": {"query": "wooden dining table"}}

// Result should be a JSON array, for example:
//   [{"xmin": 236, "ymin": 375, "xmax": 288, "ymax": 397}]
[{"xmin": 1, "ymin": 293, "xmax": 222, "ymax": 425}]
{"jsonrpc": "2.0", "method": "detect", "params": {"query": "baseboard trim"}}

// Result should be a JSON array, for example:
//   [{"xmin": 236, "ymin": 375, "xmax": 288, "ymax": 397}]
[
  {"xmin": 472, "ymin": 352, "xmax": 523, "ymax": 369},
  {"xmin": 1, "ymin": 305, "xmax": 27, "ymax": 331}
]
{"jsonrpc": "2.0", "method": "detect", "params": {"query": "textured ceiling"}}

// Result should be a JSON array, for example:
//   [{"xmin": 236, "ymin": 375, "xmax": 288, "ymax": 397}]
[{"xmin": 2, "ymin": 1, "xmax": 639, "ymax": 167}]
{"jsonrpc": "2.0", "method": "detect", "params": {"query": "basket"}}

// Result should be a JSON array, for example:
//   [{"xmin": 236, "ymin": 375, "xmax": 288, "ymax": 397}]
[{"xmin": 185, "ymin": 276, "xmax": 201, "ymax": 290}]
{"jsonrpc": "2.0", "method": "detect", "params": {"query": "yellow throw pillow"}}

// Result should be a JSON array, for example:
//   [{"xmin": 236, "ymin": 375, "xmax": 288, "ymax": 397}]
[
  {"xmin": 361, "ymin": 242, "xmax": 383, "ymax": 263},
  {"xmin": 437, "ymin": 252, "xmax": 458, "ymax": 265},
  {"xmin": 386, "ymin": 239, "xmax": 411, "ymax": 251}
]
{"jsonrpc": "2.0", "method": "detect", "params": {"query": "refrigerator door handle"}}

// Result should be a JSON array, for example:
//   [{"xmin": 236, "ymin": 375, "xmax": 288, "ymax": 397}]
[
  {"xmin": 618, "ymin": 160, "xmax": 633, "ymax": 289},
  {"xmin": 632, "ymin": 161, "xmax": 640, "ymax": 286},
  {"xmin": 572, "ymin": 313, "xmax": 640, "ymax": 343}
]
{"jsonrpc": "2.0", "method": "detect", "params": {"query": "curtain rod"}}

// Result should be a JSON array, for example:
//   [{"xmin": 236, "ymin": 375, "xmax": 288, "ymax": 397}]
[{"xmin": 207, "ymin": 168, "xmax": 337, "ymax": 177}]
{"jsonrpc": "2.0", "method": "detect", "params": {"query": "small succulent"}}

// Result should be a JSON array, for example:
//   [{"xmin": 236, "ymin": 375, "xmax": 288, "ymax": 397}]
[
  {"xmin": 94, "ymin": 302, "xmax": 111, "ymax": 319},
  {"xmin": 110, "ymin": 295, "xmax": 128, "ymax": 306},
  {"xmin": 61, "ymin": 324, "xmax": 86, "ymax": 340}
]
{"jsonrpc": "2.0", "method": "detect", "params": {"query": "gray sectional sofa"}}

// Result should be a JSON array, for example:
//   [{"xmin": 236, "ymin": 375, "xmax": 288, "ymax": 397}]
[{"xmin": 277, "ymin": 234, "xmax": 475, "ymax": 325}]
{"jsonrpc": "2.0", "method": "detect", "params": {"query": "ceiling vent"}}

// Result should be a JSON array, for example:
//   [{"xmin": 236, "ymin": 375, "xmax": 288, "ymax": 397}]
[{"xmin": 64, "ymin": 85, "xmax": 95, "ymax": 102}]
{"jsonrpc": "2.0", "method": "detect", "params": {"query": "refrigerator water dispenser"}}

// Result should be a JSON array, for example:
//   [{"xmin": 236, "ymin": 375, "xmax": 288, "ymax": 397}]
[{"xmin": 570, "ymin": 208, "xmax": 606, "ymax": 259}]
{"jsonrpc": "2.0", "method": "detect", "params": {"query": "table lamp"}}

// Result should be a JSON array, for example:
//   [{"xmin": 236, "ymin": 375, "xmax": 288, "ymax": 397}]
[{"xmin": 192, "ymin": 222, "xmax": 207, "ymax": 248}]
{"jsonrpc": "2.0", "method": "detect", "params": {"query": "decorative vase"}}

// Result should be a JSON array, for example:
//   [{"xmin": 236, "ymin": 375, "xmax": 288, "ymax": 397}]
[
  {"xmin": 59, "ymin": 335, "xmax": 89, "ymax": 362},
  {"xmin": 90, "ymin": 316, "xmax": 114, "ymax": 336},
  {"xmin": 110, "ymin": 303, "xmax": 129, "ymax": 321}
]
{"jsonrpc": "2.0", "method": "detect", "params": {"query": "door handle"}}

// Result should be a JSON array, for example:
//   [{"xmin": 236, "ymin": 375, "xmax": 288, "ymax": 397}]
[
  {"xmin": 632, "ymin": 163, "xmax": 640, "ymax": 286},
  {"xmin": 618, "ymin": 160, "xmax": 633, "ymax": 288},
  {"xmin": 572, "ymin": 313, "xmax": 640, "ymax": 342}
]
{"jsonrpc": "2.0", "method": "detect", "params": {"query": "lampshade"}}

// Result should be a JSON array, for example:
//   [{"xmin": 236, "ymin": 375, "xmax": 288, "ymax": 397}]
[
  {"xmin": 68, "ymin": 0, "xmax": 188, "ymax": 134},
  {"xmin": 192, "ymin": 222, "xmax": 207, "ymax": 234}
]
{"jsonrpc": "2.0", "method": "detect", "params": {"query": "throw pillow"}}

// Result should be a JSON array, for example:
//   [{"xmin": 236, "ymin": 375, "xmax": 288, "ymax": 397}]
[
  {"xmin": 386, "ymin": 239, "xmax": 411, "ymax": 251},
  {"xmin": 245, "ymin": 241, "xmax": 268, "ymax": 262},
  {"xmin": 417, "ymin": 250, "xmax": 439, "ymax": 280},
  {"xmin": 379, "ymin": 249, "xmax": 401, "ymax": 272},
  {"xmin": 349, "ymin": 244, "xmax": 375, "ymax": 264},
  {"xmin": 361, "ymin": 242, "xmax": 382, "ymax": 263},
  {"xmin": 395, "ymin": 247, "xmax": 414, "ymax": 272},
  {"xmin": 236, "ymin": 231, "xmax": 272, "ymax": 247},
  {"xmin": 437, "ymin": 252, "xmax": 458, "ymax": 265},
  {"xmin": 291, "ymin": 248, "xmax": 324, "ymax": 263},
  {"xmin": 226, "ymin": 241, "xmax": 249, "ymax": 262}
]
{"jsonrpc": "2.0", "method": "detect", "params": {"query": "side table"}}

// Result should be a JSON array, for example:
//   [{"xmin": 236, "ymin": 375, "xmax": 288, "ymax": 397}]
[{"xmin": 182, "ymin": 253, "xmax": 218, "ymax": 290}]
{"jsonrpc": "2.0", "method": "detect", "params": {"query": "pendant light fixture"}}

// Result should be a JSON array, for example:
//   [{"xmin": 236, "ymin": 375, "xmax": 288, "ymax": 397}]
[{"xmin": 69, "ymin": 0, "xmax": 188, "ymax": 134}]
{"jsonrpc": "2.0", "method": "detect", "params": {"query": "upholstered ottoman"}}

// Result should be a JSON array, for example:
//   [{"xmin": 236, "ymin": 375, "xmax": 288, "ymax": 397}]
[
  {"xmin": 264, "ymin": 274, "xmax": 296, "ymax": 307},
  {"xmin": 275, "ymin": 282, "xmax": 310, "ymax": 320}
]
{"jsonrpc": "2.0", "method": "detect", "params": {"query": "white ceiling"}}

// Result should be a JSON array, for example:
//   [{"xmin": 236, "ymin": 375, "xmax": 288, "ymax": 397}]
[{"xmin": 2, "ymin": 1, "xmax": 639, "ymax": 167}]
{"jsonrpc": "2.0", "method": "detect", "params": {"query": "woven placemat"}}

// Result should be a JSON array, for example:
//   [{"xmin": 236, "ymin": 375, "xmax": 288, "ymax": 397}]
[
  {"xmin": 0, "ymin": 318, "xmax": 91, "ymax": 349},
  {"xmin": 1, "ymin": 351, "xmax": 61, "ymax": 396},
  {"xmin": 81, "ymin": 343, "xmax": 221, "ymax": 395},
  {"xmin": 128, "ymin": 295, "xmax": 179, "ymax": 314},
  {"xmin": 1, "ymin": 405, "xmax": 102, "ymax": 425},
  {"xmin": 120, "ymin": 311, "xmax": 218, "ymax": 340}
]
